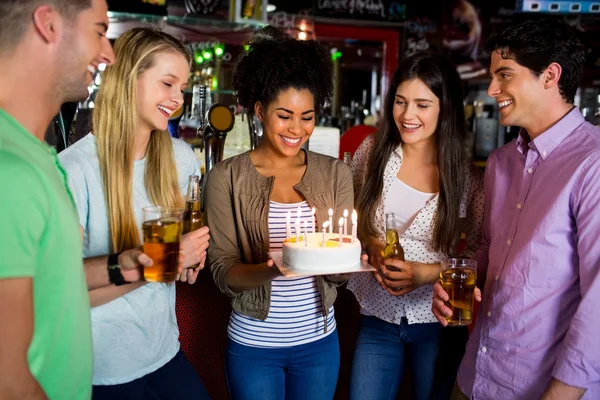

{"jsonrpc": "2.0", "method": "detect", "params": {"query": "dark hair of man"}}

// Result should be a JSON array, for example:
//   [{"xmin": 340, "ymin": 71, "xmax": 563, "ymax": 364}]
[
  {"xmin": 0, "ymin": 0, "xmax": 91, "ymax": 55},
  {"xmin": 484, "ymin": 18, "xmax": 586, "ymax": 104},
  {"xmin": 232, "ymin": 26, "xmax": 334, "ymax": 114},
  {"xmin": 356, "ymin": 52, "xmax": 468, "ymax": 255}
]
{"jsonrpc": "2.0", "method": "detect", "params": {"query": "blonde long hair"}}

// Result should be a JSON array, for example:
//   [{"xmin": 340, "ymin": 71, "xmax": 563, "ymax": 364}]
[{"xmin": 93, "ymin": 28, "xmax": 191, "ymax": 252}]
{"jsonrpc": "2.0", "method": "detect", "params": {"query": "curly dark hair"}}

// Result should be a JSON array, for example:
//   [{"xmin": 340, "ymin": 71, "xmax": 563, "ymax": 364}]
[
  {"xmin": 484, "ymin": 18, "xmax": 586, "ymax": 104},
  {"xmin": 233, "ymin": 26, "xmax": 334, "ymax": 113}
]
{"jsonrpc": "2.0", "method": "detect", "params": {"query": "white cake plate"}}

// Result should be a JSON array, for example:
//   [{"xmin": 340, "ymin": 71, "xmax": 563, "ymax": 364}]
[{"xmin": 269, "ymin": 251, "xmax": 376, "ymax": 278}]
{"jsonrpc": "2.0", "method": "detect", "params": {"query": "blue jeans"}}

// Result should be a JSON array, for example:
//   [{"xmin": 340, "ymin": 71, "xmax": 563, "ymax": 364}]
[
  {"xmin": 225, "ymin": 331, "xmax": 340, "ymax": 400},
  {"xmin": 349, "ymin": 316, "xmax": 441, "ymax": 400},
  {"xmin": 92, "ymin": 350, "xmax": 211, "ymax": 400},
  {"xmin": 431, "ymin": 326, "xmax": 469, "ymax": 400}
]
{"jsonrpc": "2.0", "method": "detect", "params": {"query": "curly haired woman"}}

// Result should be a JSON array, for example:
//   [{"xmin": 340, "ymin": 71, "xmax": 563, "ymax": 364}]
[{"xmin": 204, "ymin": 26, "xmax": 354, "ymax": 400}]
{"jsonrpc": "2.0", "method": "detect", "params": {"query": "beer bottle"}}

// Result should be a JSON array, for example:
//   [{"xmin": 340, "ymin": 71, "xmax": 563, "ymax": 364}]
[
  {"xmin": 182, "ymin": 175, "xmax": 203, "ymax": 235},
  {"xmin": 383, "ymin": 212, "xmax": 405, "ymax": 263},
  {"xmin": 242, "ymin": 0, "xmax": 256, "ymax": 18}
]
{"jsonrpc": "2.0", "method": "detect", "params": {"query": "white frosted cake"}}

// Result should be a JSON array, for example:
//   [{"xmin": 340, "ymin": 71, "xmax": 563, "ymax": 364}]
[{"xmin": 282, "ymin": 233, "xmax": 361, "ymax": 271}]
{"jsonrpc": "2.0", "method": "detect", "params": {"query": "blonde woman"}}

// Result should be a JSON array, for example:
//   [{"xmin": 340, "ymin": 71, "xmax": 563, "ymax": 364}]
[{"xmin": 59, "ymin": 28, "xmax": 211, "ymax": 399}]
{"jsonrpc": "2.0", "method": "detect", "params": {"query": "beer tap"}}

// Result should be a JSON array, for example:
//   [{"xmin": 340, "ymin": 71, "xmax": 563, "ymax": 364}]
[
  {"xmin": 191, "ymin": 83, "xmax": 234, "ymax": 174},
  {"xmin": 192, "ymin": 84, "xmax": 210, "ymax": 152},
  {"xmin": 200, "ymin": 103, "xmax": 235, "ymax": 175}
]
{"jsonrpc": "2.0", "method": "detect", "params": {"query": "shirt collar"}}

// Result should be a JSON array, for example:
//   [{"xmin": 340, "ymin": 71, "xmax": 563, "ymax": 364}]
[
  {"xmin": 515, "ymin": 107, "xmax": 584, "ymax": 160},
  {"xmin": 393, "ymin": 143, "xmax": 404, "ymax": 160}
]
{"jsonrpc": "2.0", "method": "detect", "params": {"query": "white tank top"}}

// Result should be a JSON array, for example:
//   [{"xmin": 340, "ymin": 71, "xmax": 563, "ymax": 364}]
[{"xmin": 384, "ymin": 178, "xmax": 437, "ymax": 234}]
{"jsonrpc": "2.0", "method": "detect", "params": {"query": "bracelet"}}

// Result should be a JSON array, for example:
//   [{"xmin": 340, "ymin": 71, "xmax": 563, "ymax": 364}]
[{"xmin": 107, "ymin": 252, "xmax": 130, "ymax": 286}]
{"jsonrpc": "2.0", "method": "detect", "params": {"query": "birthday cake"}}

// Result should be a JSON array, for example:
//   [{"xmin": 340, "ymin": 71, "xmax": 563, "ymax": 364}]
[{"xmin": 282, "ymin": 233, "xmax": 362, "ymax": 271}]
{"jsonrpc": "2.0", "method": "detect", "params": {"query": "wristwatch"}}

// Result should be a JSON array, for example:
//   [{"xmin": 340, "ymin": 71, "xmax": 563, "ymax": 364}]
[{"xmin": 107, "ymin": 252, "xmax": 130, "ymax": 286}]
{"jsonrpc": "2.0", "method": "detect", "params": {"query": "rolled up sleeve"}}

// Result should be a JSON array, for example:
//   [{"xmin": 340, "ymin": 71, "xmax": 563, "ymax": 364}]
[
  {"xmin": 552, "ymin": 156, "xmax": 600, "ymax": 389},
  {"xmin": 204, "ymin": 166, "xmax": 243, "ymax": 298}
]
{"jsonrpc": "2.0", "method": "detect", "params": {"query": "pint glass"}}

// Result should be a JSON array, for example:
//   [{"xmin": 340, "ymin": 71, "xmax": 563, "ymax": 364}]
[
  {"xmin": 440, "ymin": 258, "xmax": 477, "ymax": 326},
  {"xmin": 142, "ymin": 206, "xmax": 183, "ymax": 283}
]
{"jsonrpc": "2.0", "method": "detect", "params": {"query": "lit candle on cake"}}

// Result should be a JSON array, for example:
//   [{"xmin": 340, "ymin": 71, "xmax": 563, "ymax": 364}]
[
  {"xmin": 303, "ymin": 220, "xmax": 308, "ymax": 247},
  {"xmin": 311, "ymin": 207, "xmax": 316, "ymax": 233},
  {"xmin": 338, "ymin": 217, "xmax": 344, "ymax": 247},
  {"xmin": 295, "ymin": 207, "xmax": 301, "ymax": 242},
  {"xmin": 322, "ymin": 221, "xmax": 330, "ymax": 247},
  {"xmin": 351, "ymin": 210, "xmax": 358, "ymax": 243},
  {"xmin": 286, "ymin": 211, "xmax": 292, "ymax": 238},
  {"xmin": 343, "ymin": 209, "xmax": 348, "ymax": 236},
  {"xmin": 328, "ymin": 209, "xmax": 333, "ymax": 234}
]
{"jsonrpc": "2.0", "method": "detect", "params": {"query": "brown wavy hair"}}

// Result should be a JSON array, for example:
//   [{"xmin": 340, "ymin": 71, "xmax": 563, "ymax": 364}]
[{"xmin": 356, "ymin": 52, "xmax": 468, "ymax": 254}]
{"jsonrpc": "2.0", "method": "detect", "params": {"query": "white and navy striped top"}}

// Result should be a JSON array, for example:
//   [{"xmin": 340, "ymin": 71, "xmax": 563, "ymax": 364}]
[{"xmin": 227, "ymin": 200, "xmax": 336, "ymax": 348}]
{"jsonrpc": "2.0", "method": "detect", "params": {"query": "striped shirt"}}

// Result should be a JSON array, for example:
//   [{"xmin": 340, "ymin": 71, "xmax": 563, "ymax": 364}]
[{"xmin": 228, "ymin": 200, "xmax": 336, "ymax": 348}]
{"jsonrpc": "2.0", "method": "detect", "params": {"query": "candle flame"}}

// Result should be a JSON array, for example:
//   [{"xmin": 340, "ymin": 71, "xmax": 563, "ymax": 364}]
[
  {"xmin": 338, "ymin": 217, "xmax": 344, "ymax": 226},
  {"xmin": 323, "ymin": 221, "xmax": 330, "ymax": 228},
  {"xmin": 311, "ymin": 207, "xmax": 316, "ymax": 215},
  {"xmin": 352, "ymin": 209, "xmax": 358, "ymax": 221},
  {"xmin": 343, "ymin": 209, "xmax": 348, "ymax": 217},
  {"xmin": 328, "ymin": 208, "xmax": 333, "ymax": 217},
  {"xmin": 287, "ymin": 211, "xmax": 291, "ymax": 221}
]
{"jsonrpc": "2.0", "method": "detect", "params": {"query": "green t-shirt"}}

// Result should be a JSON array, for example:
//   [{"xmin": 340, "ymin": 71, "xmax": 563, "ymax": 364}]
[{"xmin": 0, "ymin": 109, "xmax": 92, "ymax": 399}]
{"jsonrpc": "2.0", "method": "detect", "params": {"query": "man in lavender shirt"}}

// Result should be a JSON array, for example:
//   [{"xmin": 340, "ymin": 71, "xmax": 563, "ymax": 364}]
[{"xmin": 432, "ymin": 18, "xmax": 600, "ymax": 400}]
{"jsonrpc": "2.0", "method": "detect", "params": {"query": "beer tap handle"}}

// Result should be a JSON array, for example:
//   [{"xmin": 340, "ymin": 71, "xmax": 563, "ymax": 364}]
[{"xmin": 197, "ymin": 126, "xmax": 204, "ymax": 152}]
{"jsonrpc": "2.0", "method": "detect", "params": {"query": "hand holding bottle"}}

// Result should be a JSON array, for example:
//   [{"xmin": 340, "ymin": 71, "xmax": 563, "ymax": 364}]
[
  {"xmin": 381, "ymin": 259, "xmax": 442, "ymax": 296},
  {"xmin": 177, "ymin": 226, "xmax": 210, "ymax": 284}
]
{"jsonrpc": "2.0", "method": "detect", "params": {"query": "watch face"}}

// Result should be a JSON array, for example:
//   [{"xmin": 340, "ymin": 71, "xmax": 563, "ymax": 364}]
[{"xmin": 184, "ymin": 0, "xmax": 220, "ymax": 15}]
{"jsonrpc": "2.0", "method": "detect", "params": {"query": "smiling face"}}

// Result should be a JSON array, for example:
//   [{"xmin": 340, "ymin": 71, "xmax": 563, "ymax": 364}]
[
  {"xmin": 136, "ymin": 51, "xmax": 190, "ymax": 133},
  {"xmin": 57, "ymin": 0, "xmax": 115, "ymax": 102},
  {"xmin": 487, "ymin": 50, "xmax": 548, "ymax": 130},
  {"xmin": 392, "ymin": 78, "xmax": 440, "ymax": 146},
  {"xmin": 256, "ymin": 88, "xmax": 315, "ymax": 158}
]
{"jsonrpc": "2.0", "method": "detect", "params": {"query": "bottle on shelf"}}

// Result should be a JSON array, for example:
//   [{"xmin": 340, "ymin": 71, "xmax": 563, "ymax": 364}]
[
  {"xmin": 242, "ymin": 0, "xmax": 256, "ymax": 18},
  {"xmin": 343, "ymin": 151, "xmax": 352, "ymax": 166}
]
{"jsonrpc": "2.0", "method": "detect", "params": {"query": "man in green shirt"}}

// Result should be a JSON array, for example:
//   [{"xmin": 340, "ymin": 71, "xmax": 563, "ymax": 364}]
[{"xmin": 0, "ymin": 1, "xmax": 118, "ymax": 398}]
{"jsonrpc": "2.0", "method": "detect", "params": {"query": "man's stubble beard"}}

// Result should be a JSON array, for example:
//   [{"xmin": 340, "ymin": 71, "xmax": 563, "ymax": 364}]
[{"xmin": 55, "ymin": 33, "xmax": 91, "ymax": 104}]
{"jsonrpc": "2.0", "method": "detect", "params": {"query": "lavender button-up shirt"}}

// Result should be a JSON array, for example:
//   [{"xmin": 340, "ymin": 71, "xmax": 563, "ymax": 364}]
[{"xmin": 457, "ymin": 108, "xmax": 600, "ymax": 399}]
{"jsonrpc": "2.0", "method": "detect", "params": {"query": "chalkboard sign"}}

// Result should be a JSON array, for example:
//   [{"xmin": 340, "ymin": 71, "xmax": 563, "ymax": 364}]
[
  {"xmin": 268, "ymin": 0, "xmax": 409, "ymax": 23},
  {"xmin": 314, "ymin": 0, "xmax": 408, "ymax": 22},
  {"xmin": 107, "ymin": 0, "xmax": 168, "ymax": 15}
]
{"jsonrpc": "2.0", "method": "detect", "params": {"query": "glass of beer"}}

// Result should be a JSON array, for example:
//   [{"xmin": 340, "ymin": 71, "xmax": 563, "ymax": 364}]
[
  {"xmin": 440, "ymin": 258, "xmax": 477, "ymax": 326},
  {"xmin": 142, "ymin": 206, "xmax": 183, "ymax": 283}
]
